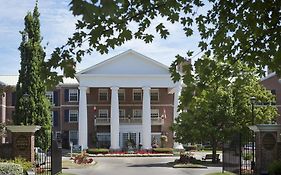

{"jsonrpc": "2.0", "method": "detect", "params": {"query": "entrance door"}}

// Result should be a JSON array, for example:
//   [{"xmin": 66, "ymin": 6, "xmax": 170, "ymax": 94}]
[{"xmin": 122, "ymin": 133, "xmax": 137, "ymax": 148}]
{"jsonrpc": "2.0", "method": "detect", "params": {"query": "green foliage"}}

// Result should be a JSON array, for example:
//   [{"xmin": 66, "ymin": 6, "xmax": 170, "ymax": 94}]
[
  {"xmin": 86, "ymin": 148, "xmax": 109, "ymax": 154},
  {"xmin": 172, "ymin": 56, "xmax": 278, "ymax": 162},
  {"xmin": 0, "ymin": 163, "xmax": 23, "ymax": 175},
  {"xmin": 12, "ymin": 157, "xmax": 32, "ymax": 173},
  {"xmin": 43, "ymin": 0, "xmax": 280, "ymax": 82},
  {"xmin": 268, "ymin": 160, "xmax": 281, "ymax": 175},
  {"xmin": 152, "ymin": 148, "xmax": 173, "ymax": 154},
  {"xmin": 14, "ymin": 4, "xmax": 51, "ymax": 151}
]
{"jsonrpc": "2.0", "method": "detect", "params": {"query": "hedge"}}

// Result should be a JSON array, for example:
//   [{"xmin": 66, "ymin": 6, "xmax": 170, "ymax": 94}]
[
  {"xmin": 0, "ymin": 163, "xmax": 23, "ymax": 175},
  {"xmin": 87, "ymin": 148, "xmax": 109, "ymax": 154},
  {"xmin": 152, "ymin": 148, "xmax": 173, "ymax": 153}
]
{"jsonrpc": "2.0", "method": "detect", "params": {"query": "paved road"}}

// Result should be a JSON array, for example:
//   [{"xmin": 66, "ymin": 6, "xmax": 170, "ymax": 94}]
[{"xmin": 63, "ymin": 156, "xmax": 222, "ymax": 175}]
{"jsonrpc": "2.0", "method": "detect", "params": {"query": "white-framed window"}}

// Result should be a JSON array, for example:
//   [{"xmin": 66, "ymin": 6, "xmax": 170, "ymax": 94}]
[
  {"xmin": 118, "ymin": 89, "xmax": 125, "ymax": 101},
  {"xmin": 96, "ymin": 133, "xmax": 111, "ymax": 148},
  {"xmin": 69, "ymin": 110, "xmax": 78, "ymax": 122},
  {"xmin": 98, "ymin": 109, "xmax": 108, "ymax": 118},
  {"xmin": 119, "ymin": 109, "xmax": 125, "ymax": 118},
  {"xmin": 99, "ymin": 89, "xmax": 108, "ymax": 101},
  {"xmin": 69, "ymin": 89, "xmax": 78, "ymax": 102},
  {"xmin": 151, "ymin": 109, "xmax": 159, "ymax": 118},
  {"xmin": 46, "ymin": 91, "xmax": 54, "ymax": 104},
  {"xmin": 133, "ymin": 89, "xmax": 142, "ymax": 101},
  {"xmin": 133, "ymin": 109, "xmax": 142, "ymax": 118},
  {"xmin": 69, "ymin": 130, "xmax": 78, "ymax": 145},
  {"xmin": 151, "ymin": 89, "xmax": 159, "ymax": 101},
  {"xmin": 56, "ymin": 131, "xmax": 61, "ymax": 140}
]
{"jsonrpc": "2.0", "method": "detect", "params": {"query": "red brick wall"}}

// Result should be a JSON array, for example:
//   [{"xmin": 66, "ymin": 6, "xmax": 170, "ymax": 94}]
[{"xmin": 260, "ymin": 74, "xmax": 281, "ymax": 123}]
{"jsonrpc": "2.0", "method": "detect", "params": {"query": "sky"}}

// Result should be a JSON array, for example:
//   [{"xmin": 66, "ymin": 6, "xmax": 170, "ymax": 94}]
[{"xmin": 0, "ymin": 0, "xmax": 204, "ymax": 75}]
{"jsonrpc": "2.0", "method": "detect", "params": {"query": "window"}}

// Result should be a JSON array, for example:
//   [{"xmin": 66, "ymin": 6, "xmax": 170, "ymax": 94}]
[
  {"xmin": 133, "ymin": 109, "xmax": 142, "ymax": 118},
  {"xmin": 46, "ymin": 91, "xmax": 54, "ymax": 104},
  {"xmin": 271, "ymin": 89, "xmax": 276, "ymax": 95},
  {"xmin": 151, "ymin": 89, "xmax": 159, "ymax": 101},
  {"xmin": 96, "ymin": 133, "xmax": 110, "ymax": 148},
  {"xmin": 99, "ymin": 109, "xmax": 108, "ymax": 118},
  {"xmin": 99, "ymin": 89, "xmax": 108, "ymax": 101},
  {"xmin": 69, "ymin": 110, "xmax": 78, "ymax": 122},
  {"xmin": 118, "ymin": 89, "xmax": 125, "ymax": 101},
  {"xmin": 119, "ymin": 109, "xmax": 125, "ymax": 118},
  {"xmin": 151, "ymin": 109, "xmax": 159, "ymax": 118},
  {"xmin": 69, "ymin": 130, "xmax": 78, "ymax": 145},
  {"xmin": 51, "ymin": 111, "xmax": 54, "ymax": 126},
  {"xmin": 69, "ymin": 89, "xmax": 78, "ymax": 102},
  {"xmin": 133, "ymin": 89, "xmax": 142, "ymax": 101},
  {"xmin": 56, "ymin": 131, "xmax": 61, "ymax": 140}
]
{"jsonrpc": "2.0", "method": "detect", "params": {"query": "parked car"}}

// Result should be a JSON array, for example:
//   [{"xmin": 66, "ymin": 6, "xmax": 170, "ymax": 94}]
[{"xmin": 35, "ymin": 147, "xmax": 46, "ymax": 166}]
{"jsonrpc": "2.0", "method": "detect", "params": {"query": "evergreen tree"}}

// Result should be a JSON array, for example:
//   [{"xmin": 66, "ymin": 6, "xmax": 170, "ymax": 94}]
[{"xmin": 14, "ymin": 3, "xmax": 51, "ymax": 151}]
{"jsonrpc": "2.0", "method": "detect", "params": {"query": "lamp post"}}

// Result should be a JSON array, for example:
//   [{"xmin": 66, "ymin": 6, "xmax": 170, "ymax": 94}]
[{"xmin": 250, "ymin": 96, "xmax": 256, "ymax": 173}]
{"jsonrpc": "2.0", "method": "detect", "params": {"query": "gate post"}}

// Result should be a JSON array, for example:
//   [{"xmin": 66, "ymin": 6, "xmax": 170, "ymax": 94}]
[
  {"xmin": 6, "ymin": 125, "xmax": 41, "ymax": 164},
  {"xmin": 249, "ymin": 124, "xmax": 281, "ymax": 175}
]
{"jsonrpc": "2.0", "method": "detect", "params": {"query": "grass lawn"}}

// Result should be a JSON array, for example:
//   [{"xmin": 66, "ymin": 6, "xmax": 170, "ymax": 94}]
[
  {"xmin": 205, "ymin": 172, "xmax": 236, "ymax": 175},
  {"xmin": 58, "ymin": 173, "xmax": 76, "ymax": 175}
]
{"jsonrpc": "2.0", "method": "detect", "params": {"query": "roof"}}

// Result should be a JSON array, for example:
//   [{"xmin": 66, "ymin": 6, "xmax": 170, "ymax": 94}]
[
  {"xmin": 0, "ymin": 75, "xmax": 78, "ymax": 86},
  {"xmin": 76, "ymin": 49, "xmax": 169, "ymax": 76},
  {"xmin": 260, "ymin": 72, "xmax": 277, "ymax": 82}
]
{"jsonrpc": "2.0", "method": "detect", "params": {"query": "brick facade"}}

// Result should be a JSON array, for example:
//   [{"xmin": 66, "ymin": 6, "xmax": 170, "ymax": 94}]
[
  {"xmin": 1, "ymin": 84, "xmax": 175, "ymax": 149},
  {"xmin": 260, "ymin": 73, "xmax": 281, "ymax": 123}
]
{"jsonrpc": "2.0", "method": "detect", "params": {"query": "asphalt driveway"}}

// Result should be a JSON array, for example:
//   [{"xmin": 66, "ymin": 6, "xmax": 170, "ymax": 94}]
[{"xmin": 63, "ymin": 156, "xmax": 222, "ymax": 175}]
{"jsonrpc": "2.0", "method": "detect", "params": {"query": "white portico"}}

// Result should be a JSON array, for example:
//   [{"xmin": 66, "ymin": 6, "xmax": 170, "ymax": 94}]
[{"xmin": 75, "ymin": 49, "xmax": 181, "ymax": 150}]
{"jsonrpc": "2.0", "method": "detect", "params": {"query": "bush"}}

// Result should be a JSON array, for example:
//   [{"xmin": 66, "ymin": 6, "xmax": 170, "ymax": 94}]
[
  {"xmin": 87, "ymin": 148, "xmax": 109, "ymax": 154},
  {"xmin": 152, "ymin": 148, "xmax": 173, "ymax": 153},
  {"xmin": 73, "ymin": 151, "xmax": 93, "ymax": 164},
  {"xmin": 268, "ymin": 160, "xmax": 281, "ymax": 175},
  {"xmin": 0, "ymin": 163, "xmax": 23, "ymax": 175},
  {"xmin": 0, "ymin": 157, "xmax": 32, "ymax": 174}
]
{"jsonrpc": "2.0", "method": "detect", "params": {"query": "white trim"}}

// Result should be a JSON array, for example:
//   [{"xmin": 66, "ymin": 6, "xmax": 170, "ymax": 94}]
[
  {"xmin": 76, "ymin": 49, "xmax": 170, "ymax": 75},
  {"xmin": 98, "ymin": 109, "xmax": 109, "ymax": 118},
  {"xmin": 98, "ymin": 89, "xmax": 108, "ymax": 101},
  {"xmin": 260, "ymin": 72, "xmax": 276, "ymax": 81}
]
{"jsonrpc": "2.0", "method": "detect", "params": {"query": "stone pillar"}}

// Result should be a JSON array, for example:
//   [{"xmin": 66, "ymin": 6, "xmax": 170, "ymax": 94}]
[
  {"xmin": 142, "ymin": 86, "xmax": 151, "ymax": 150},
  {"xmin": 110, "ymin": 86, "xmax": 120, "ymax": 150},
  {"xmin": 78, "ymin": 86, "xmax": 88, "ymax": 150},
  {"xmin": 173, "ymin": 82, "xmax": 184, "ymax": 149},
  {"xmin": 1, "ymin": 92, "xmax": 6, "ymax": 143}
]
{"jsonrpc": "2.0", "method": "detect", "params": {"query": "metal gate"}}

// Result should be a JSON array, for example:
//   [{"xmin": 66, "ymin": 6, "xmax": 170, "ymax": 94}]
[
  {"xmin": 223, "ymin": 129, "xmax": 256, "ymax": 175},
  {"xmin": 35, "ymin": 138, "xmax": 62, "ymax": 175}
]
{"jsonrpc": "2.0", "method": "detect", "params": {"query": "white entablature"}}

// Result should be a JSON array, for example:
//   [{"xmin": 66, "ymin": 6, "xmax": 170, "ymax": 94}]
[{"xmin": 76, "ymin": 49, "xmax": 176, "ymax": 88}]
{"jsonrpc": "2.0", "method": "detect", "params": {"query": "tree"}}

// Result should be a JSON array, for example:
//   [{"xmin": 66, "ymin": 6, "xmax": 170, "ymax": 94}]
[
  {"xmin": 43, "ymin": 0, "xmax": 280, "ymax": 85},
  {"xmin": 14, "ymin": 4, "xmax": 51, "ymax": 151},
  {"xmin": 172, "ymin": 56, "xmax": 278, "ymax": 163}
]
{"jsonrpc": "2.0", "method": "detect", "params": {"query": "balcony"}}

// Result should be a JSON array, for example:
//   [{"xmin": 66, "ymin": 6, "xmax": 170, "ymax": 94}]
[{"xmin": 95, "ymin": 117, "xmax": 164, "ymax": 125}]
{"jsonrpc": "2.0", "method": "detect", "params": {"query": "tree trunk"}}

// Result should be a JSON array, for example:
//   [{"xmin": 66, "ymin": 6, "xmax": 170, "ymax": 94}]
[{"xmin": 211, "ymin": 139, "xmax": 217, "ymax": 163}]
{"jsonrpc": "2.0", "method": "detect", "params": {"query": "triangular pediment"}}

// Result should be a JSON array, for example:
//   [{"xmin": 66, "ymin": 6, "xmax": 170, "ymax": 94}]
[{"xmin": 78, "ymin": 50, "xmax": 170, "ymax": 75}]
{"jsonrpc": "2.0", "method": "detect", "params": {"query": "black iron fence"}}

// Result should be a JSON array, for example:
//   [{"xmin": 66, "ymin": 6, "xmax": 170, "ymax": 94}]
[
  {"xmin": 35, "ymin": 139, "xmax": 62, "ymax": 175},
  {"xmin": 223, "ymin": 130, "xmax": 255, "ymax": 175}
]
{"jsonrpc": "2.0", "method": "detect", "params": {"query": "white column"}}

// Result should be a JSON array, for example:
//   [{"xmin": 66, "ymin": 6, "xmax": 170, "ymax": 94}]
[
  {"xmin": 110, "ymin": 86, "xmax": 120, "ymax": 150},
  {"xmin": 173, "ymin": 82, "xmax": 184, "ymax": 149},
  {"xmin": 1, "ymin": 92, "xmax": 6, "ymax": 143},
  {"xmin": 78, "ymin": 86, "xmax": 88, "ymax": 150},
  {"xmin": 142, "ymin": 86, "xmax": 151, "ymax": 150}
]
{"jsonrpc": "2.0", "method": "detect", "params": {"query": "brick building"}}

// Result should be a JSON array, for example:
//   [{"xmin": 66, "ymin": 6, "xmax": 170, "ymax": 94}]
[
  {"xmin": 260, "ymin": 72, "xmax": 281, "ymax": 124},
  {"xmin": 0, "ymin": 50, "xmax": 181, "ymax": 150}
]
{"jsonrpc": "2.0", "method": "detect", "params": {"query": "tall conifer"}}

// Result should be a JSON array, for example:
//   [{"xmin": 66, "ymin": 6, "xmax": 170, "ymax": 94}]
[{"xmin": 14, "ymin": 3, "xmax": 51, "ymax": 151}]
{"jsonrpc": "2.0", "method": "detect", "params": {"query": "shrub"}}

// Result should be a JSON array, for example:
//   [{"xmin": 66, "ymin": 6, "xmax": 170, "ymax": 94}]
[
  {"xmin": 152, "ymin": 148, "xmax": 173, "ymax": 153},
  {"xmin": 13, "ymin": 157, "xmax": 32, "ymax": 173},
  {"xmin": 87, "ymin": 148, "xmax": 109, "ymax": 154},
  {"xmin": 268, "ymin": 160, "xmax": 281, "ymax": 175},
  {"xmin": 74, "ymin": 151, "xmax": 93, "ymax": 164},
  {"xmin": 0, "ymin": 163, "xmax": 23, "ymax": 175}
]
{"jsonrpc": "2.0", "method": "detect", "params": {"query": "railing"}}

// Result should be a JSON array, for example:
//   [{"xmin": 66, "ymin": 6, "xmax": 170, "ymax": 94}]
[{"xmin": 95, "ymin": 117, "xmax": 164, "ymax": 125}]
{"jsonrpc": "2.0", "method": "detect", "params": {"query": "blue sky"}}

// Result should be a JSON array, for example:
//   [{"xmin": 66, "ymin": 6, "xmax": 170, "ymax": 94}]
[{"xmin": 0, "ymin": 0, "xmax": 203, "ymax": 75}]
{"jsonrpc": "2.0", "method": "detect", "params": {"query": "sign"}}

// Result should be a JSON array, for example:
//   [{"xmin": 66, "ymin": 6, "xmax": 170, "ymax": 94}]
[{"xmin": 15, "ymin": 135, "xmax": 28, "ymax": 151}]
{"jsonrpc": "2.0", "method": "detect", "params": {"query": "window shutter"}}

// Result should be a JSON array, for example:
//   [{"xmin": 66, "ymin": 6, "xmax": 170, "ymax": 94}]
[
  {"xmin": 12, "ymin": 92, "xmax": 16, "ymax": 106},
  {"xmin": 78, "ymin": 89, "xmax": 80, "ymax": 101},
  {"xmin": 64, "ymin": 89, "xmax": 69, "ymax": 102},
  {"xmin": 53, "ymin": 111, "xmax": 59, "ymax": 127},
  {"xmin": 64, "ymin": 110, "xmax": 69, "ymax": 122},
  {"xmin": 54, "ymin": 91, "xmax": 59, "ymax": 106}
]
